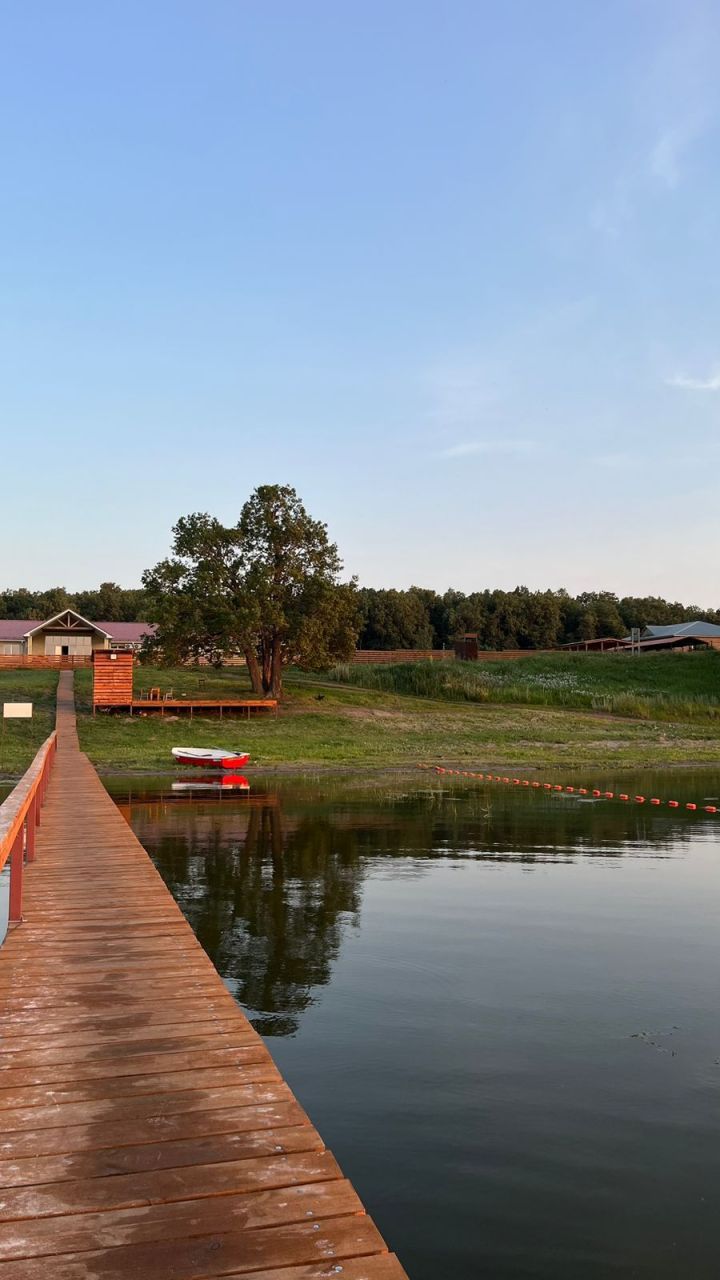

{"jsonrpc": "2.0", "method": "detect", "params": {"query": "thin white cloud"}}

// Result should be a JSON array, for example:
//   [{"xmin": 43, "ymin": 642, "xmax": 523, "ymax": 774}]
[
  {"xmin": 589, "ymin": 4, "xmax": 719, "ymax": 237},
  {"xmin": 592, "ymin": 120, "xmax": 702, "ymax": 237},
  {"xmin": 649, "ymin": 131, "xmax": 679, "ymax": 186},
  {"xmin": 649, "ymin": 120, "xmax": 703, "ymax": 187},
  {"xmin": 665, "ymin": 370, "xmax": 720, "ymax": 391},
  {"xmin": 437, "ymin": 439, "xmax": 536, "ymax": 460}
]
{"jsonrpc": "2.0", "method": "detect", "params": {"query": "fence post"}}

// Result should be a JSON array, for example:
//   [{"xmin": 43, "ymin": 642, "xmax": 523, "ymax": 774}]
[
  {"xmin": 26, "ymin": 797, "xmax": 36, "ymax": 862},
  {"xmin": 8, "ymin": 828, "xmax": 24, "ymax": 924}
]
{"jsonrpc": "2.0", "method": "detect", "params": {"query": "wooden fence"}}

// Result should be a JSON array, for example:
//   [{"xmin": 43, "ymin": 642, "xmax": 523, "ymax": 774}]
[
  {"xmin": 349, "ymin": 649, "xmax": 549, "ymax": 664},
  {"xmin": 0, "ymin": 655, "xmax": 92, "ymax": 670},
  {"xmin": 351, "ymin": 649, "xmax": 455, "ymax": 664}
]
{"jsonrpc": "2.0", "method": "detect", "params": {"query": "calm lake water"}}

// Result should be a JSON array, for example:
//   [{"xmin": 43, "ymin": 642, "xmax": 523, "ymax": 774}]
[{"xmin": 100, "ymin": 769, "xmax": 720, "ymax": 1279}]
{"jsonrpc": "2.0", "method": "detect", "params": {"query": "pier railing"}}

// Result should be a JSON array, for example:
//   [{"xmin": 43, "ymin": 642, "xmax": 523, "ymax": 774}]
[{"xmin": 0, "ymin": 732, "xmax": 57, "ymax": 928}]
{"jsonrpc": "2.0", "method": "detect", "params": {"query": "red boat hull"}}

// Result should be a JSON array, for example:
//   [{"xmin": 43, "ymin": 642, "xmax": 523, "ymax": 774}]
[{"xmin": 174, "ymin": 753, "xmax": 250, "ymax": 771}]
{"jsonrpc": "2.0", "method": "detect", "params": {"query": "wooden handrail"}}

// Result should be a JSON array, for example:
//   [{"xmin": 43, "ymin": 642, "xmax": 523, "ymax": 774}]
[{"xmin": 0, "ymin": 731, "xmax": 57, "ymax": 927}]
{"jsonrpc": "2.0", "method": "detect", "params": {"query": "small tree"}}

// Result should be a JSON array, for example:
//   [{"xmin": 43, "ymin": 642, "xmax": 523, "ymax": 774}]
[{"xmin": 142, "ymin": 485, "xmax": 359, "ymax": 697}]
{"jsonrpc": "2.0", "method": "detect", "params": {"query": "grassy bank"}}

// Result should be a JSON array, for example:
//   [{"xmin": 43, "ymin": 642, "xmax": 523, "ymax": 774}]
[
  {"xmin": 0, "ymin": 670, "xmax": 58, "ymax": 778},
  {"xmin": 73, "ymin": 665, "xmax": 720, "ymax": 772},
  {"xmin": 328, "ymin": 651, "xmax": 720, "ymax": 721}
]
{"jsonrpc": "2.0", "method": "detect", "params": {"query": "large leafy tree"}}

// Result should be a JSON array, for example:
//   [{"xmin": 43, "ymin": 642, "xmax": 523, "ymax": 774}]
[{"xmin": 142, "ymin": 485, "xmax": 359, "ymax": 697}]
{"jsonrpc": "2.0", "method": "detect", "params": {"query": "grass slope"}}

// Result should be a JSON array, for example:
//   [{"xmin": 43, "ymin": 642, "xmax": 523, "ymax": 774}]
[
  {"xmin": 73, "ymin": 665, "xmax": 720, "ymax": 772},
  {"xmin": 329, "ymin": 651, "xmax": 720, "ymax": 721},
  {"xmin": 0, "ymin": 670, "xmax": 58, "ymax": 778}
]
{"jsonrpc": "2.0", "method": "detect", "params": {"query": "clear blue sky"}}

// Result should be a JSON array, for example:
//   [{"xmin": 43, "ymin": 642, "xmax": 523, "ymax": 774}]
[{"xmin": 1, "ymin": 1, "xmax": 718, "ymax": 604}]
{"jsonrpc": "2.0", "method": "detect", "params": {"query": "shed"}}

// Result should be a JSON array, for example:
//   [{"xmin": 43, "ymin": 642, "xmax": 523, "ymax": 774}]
[
  {"xmin": 93, "ymin": 650, "xmax": 134, "ymax": 708},
  {"xmin": 454, "ymin": 633, "xmax": 480, "ymax": 661}
]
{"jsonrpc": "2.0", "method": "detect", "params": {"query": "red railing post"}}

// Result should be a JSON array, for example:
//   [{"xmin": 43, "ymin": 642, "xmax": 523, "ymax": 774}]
[
  {"xmin": 8, "ymin": 828, "xmax": 24, "ymax": 924},
  {"xmin": 26, "ymin": 797, "xmax": 37, "ymax": 862}
]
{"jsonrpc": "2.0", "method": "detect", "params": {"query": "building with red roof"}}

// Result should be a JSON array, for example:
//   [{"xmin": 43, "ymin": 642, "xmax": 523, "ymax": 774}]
[{"xmin": 0, "ymin": 610, "xmax": 155, "ymax": 658}]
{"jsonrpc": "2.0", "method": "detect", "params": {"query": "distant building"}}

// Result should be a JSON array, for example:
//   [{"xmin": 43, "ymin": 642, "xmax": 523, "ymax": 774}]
[
  {"xmin": 562, "ymin": 621, "xmax": 720, "ymax": 655},
  {"xmin": 623, "ymin": 622, "xmax": 720, "ymax": 653},
  {"xmin": 561, "ymin": 636, "xmax": 625, "ymax": 652},
  {"xmin": 0, "ymin": 609, "xmax": 155, "ymax": 658}
]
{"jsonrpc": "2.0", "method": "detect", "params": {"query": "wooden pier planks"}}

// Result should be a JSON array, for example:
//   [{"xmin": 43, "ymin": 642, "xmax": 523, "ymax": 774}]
[{"xmin": 0, "ymin": 673, "xmax": 407, "ymax": 1279}]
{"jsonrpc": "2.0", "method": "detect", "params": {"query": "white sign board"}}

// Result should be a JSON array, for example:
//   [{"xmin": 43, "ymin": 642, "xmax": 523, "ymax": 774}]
[{"xmin": 3, "ymin": 703, "xmax": 33, "ymax": 719}]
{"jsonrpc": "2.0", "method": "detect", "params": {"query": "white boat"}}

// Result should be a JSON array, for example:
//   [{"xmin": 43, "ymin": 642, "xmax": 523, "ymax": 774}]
[{"xmin": 171, "ymin": 746, "xmax": 250, "ymax": 770}]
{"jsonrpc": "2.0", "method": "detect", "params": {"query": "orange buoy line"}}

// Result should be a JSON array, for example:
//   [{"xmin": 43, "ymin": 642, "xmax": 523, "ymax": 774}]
[{"xmin": 417, "ymin": 765, "xmax": 719, "ymax": 814}]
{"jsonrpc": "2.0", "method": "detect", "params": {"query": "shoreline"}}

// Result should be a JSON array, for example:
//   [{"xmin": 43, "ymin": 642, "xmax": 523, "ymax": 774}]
[{"xmin": 95, "ymin": 759, "xmax": 720, "ymax": 778}]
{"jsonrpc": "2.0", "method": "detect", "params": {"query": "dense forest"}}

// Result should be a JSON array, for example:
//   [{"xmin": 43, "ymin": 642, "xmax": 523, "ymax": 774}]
[
  {"xmin": 0, "ymin": 583, "xmax": 150, "ymax": 623},
  {"xmin": 1, "ymin": 582, "xmax": 718, "ymax": 651}
]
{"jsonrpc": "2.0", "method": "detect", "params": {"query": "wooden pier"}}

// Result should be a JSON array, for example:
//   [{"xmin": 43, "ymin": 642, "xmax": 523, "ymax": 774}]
[{"xmin": 0, "ymin": 673, "xmax": 407, "ymax": 1279}]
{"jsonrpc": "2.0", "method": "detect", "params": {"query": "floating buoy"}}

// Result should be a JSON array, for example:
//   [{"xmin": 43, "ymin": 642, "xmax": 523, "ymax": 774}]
[{"xmin": 428, "ymin": 763, "xmax": 716, "ymax": 818}]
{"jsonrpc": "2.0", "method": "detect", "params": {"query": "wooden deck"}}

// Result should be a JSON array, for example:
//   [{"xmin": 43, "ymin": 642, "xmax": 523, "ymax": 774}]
[
  {"xmin": 128, "ymin": 698, "xmax": 278, "ymax": 717},
  {"xmin": 0, "ymin": 673, "xmax": 407, "ymax": 1279}
]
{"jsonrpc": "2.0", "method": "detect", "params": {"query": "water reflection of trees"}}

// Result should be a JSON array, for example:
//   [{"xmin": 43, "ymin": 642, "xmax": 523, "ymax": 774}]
[
  {"xmin": 118, "ymin": 778, "xmax": 702, "ymax": 1036},
  {"xmin": 146, "ymin": 801, "xmax": 367, "ymax": 1036}
]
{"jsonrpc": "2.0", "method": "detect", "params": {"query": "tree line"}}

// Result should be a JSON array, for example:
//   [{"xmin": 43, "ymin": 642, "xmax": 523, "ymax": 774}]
[
  {"xmin": 2, "ymin": 578, "xmax": 717, "ymax": 654},
  {"xmin": 2, "ymin": 578, "xmax": 716, "ymax": 656},
  {"xmin": 355, "ymin": 587, "xmax": 720, "ymax": 651},
  {"xmin": 0, "ymin": 583, "xmax": 149, "ymax": 622}
]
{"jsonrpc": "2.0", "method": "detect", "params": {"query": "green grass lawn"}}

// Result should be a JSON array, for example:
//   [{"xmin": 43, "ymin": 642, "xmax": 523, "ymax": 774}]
[
  {"xmin": 328, "ymin": 650, "xmax": 720, "ymax": 721},
  {"xmin": 0, "ymin": 669, "xmax": 59, "ymax": 778},
  {"xmin": 73, "ymin": 665, "xmax": 255, "ymax": 706},
  {"xmin": 73, "ymin": 664, "xmax": 720, "ymax": 772}
]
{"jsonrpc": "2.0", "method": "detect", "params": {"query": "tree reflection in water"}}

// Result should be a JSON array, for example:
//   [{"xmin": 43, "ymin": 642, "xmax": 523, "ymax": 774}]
[
  {"xmin": 129, "ymin": 794, "xmax": 366, "ymax": 1035},
  {"xmin": 113, "ymin": 773, "xmax": 700, "ymax": 1037}
]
